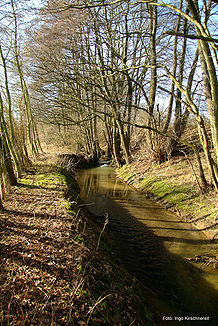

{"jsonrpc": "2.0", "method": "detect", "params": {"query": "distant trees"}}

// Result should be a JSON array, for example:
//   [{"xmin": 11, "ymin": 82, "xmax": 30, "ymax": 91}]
[
  {"xmin": 28, "ymin": 0, "xmax": 163, "ymax": 164},
  {"xmin": 0, "ymin": 0, "xmax": 216, "ymax": 209},
  {"xmin": 25, "ymin": 0, "xmax": 217, "ymax": 190}
]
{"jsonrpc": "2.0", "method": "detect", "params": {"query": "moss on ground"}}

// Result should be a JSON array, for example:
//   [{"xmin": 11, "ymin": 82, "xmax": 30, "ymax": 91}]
[{"xmin": 117, "ymin": 160, "xmax": 218, "ymax": 240}]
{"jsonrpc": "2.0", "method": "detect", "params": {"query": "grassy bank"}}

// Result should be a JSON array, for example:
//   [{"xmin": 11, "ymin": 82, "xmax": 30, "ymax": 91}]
[
  {"xmin": 0, "ymin": 163, "xmax": 154, "ymax": 325},
  {"xmin": 116, "ymin": 155, "xmax": 218, "ymax": 241}
]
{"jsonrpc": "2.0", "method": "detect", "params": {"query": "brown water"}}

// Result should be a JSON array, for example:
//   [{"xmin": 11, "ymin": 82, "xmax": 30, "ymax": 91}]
[{"xmin": 76, "ymin": 166, "xmax": 218, "ymax": 325}]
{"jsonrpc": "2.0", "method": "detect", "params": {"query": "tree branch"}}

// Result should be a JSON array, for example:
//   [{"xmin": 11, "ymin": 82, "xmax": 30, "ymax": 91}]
[{"xmin": 164, "ymin": 31, "xmax": 218, "ymax": 44}]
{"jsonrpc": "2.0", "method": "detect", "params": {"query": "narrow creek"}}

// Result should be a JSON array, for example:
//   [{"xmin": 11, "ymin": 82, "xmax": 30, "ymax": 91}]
[{"xmin": 76, "ymin": 166, "xmax": 218, "ymax": 325}]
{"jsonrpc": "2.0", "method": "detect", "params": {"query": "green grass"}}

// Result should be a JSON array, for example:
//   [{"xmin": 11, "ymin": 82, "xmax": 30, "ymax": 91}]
[
  {"xmin": 139, "ymin": 176, "xmax": 192, "ymax": 205},
  {"xmin": 117, "ymin": 164, "xmax": 217, "ymax": 232}
]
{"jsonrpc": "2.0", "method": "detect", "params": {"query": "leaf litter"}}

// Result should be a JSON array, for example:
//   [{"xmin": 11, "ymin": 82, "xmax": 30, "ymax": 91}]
[{"xmin": 0, "ymin": 165, "xmax": 153, "ymax": 326}]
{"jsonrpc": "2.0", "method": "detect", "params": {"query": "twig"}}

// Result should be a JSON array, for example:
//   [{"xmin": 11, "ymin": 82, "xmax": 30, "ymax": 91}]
[
  {"xmin": 190, "ymin": 212, "xmax": 216, "ymax": 223},
  {"xmin": 78, "ymin": 202, "xmax": 94, "ymax": 207},
  {"xmin": 199, "ymin": 222, "xmax": 218, "ymax": 231},
  {"xmin": 82, "ymin": 221, "xmax": 86, "ymax": 234},
  {"xmin": 86, "ymin": 294, "xmax": 112, "ymax": 325},
  {"xmin": 96, "ymin": 213, "xmax": 109, "ymax": 251},
  {"xmin": 70, "ymin": 194, "xmax": 79, "ymax": 205},
  {"xmin": 180, "ymin": 150, "xmax": 202, "ymax": 192},
  {"xmin": 7, "ymin": 295, "xmax": 13, "ymax": 326},
  {"xmin": 74, "ymin": 208, "xmax": 81, "ymax": 232}
]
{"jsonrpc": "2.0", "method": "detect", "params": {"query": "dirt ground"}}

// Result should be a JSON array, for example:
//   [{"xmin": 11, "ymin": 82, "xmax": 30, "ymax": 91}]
[{"xmin": 0, "ymin": 163, "xmax": 153, "ymax": 326}]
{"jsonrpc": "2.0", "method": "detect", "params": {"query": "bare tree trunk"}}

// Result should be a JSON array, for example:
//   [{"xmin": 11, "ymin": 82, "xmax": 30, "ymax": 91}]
[
  {"xmin": 193, "ymin": 145, "xmax": 208, "ymax": 192},
  {"xmin": 0, "ymin": 134, "xmax": 17, "ymax": 186},
  {"xmin": 174, "ymin": 6, "xmax": 189, "ymax": 139},
  {"xmin": 0, "ymin": 93, "xmax": 20, "ymax": 179},
  {"xmin": 146, "ymin": 1, "xmax": 158, "ymax": 153},
  {"xmin": 162, "ymin": 0, "xmax": 183, "ymax": 134},
  {"xmin": 112, "ymin": 118, "xmax": 121, "ymax": 166},
  {"xmin": 187, "ymin": 0, "xmax": 218, "ymax": 165},
  {"xmin": 198, "ymin": 116, "xmax": 218, "ymax": 191},
  {"xmin": 0, "ymin": 194, "xmax": 3, "ymax": 210},
  {"xmin": 115, "ymin": 117, "xmax": 130, "ymax": 164},
  {"xmin": 11, "ymin": 0, "xmax": 41, "ymax": 159},
  {"xmin": 0, "ymin": 47, "xmax": 22, "ymax": 175},
  {"xmin": 0, "ymin": 168, "xmax": 4, "ymax": 208}
]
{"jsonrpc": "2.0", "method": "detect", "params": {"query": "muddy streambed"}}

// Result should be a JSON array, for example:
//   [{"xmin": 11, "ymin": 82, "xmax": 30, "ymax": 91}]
[{"xmin": 76, "ymin": 166, "xmax": 218, "ymax": 325}]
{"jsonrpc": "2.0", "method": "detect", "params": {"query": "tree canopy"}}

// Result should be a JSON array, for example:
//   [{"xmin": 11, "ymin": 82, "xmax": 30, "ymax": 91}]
[{"xmin": 0, "ymin": 0, "xmax": 217, "ymax": 207}]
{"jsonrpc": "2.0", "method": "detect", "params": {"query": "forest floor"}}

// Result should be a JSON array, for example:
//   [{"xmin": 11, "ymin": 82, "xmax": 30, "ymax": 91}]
[
  {"xmin": 1, "ymin": 146, "xmax": 217, "ymax": 325},
  {"xmin": 0, "ymin": 159, "xmax": 154, "ymax": 326},
  {"xmin": 117, "ymin": 151, "xmax": 218, "ymax": 241}
]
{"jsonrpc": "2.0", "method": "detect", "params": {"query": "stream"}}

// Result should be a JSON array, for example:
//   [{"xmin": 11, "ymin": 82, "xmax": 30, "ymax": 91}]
[{"xmin": 76, "ymin": 166, "xmax": 218, "ymax": 325}]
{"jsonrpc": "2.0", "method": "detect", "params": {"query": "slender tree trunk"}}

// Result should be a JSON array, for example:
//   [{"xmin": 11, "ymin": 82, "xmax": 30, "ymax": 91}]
[
  {"xmin": 174, "ymin": 6, "xmax": 189, "ymax": 138},
  {"xmin": 0, "ymin": 168, "xmax": 4, "ymax": 208},
  {"xmin": 148, "ymin": 2, "xmax": 157, "ymax": 116},
  {"xmin": 0, "ymin": 45, "xmax": 14, "ymax": 140},
  {"xmin": 0, "ymin": 195, "xmax": 3, "ymax": 210},
  {"xmin": 193, "ymin": 145, "xmax": 208, "ymax": 192},
  {"xmin": 11, "ymin": 0, "xmax": 41, "ymax": 158},
  {"xmin": 187, "ymin": 0, "xmax": 218, "ymax": 165},
  {"xmin": 0, "ymin": 46, "xmax": 22, "ymax": 175},
  {"xmin": 116, "ymin": 117, "xmax": 130, "ymax": 164},
  {"xmin": 146, "ymin": 2, "xmax": 158, "ymax": 154},
  {"xmin": 112, "ymin": 118, "xmax": 121, "ymax": 166},
  {"xmin": 0, "ymin": 134, "xmax": 17, "ymax": 186},
  {"xmin": 0, "ymin": 93, "xmax": 21, "ymax": 179},
  {"xmin": 198, "ymin": 117, "xmax": 218, "ymax": 191},
  {"xmin": 162, "ymin": 0, "xmax": 183, "ymax": 134}
]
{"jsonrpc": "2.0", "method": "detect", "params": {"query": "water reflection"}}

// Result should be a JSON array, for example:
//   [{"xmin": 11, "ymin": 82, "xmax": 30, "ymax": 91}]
[
  {"xmin": 78, "ymin": 167, "xmax": 130, "ymax": 198},
  {"xmin": 76, "ymin": 167, "xmax": 218, "ymax": 325}
]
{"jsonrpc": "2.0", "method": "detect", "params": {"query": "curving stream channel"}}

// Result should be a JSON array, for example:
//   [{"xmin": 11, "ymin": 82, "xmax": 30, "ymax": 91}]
[{"xmin": 76, "ymin": 166, "xmax": 218, "ymax": 325}]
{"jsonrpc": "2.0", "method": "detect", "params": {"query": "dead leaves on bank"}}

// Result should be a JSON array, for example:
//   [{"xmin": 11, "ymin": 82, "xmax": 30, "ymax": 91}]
[{"xmin": 0, "ymin": 167, "xmax": 150, "ymax": 326}]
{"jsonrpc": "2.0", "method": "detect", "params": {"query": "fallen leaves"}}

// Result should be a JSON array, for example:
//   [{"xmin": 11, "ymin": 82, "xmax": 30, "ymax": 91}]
[{"xmin": 0, "ymin": 165, "xmax": 151, "ymax": 325}]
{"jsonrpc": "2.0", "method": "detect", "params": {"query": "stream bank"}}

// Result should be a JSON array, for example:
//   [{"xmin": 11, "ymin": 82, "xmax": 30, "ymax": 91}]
[
  {"xmin": 76, "ymin": 166, "xmax": 218, "ymax": 325},
  {"xmin": 116, "ymin": 158, "xmax": 218, "ymax": 242},
  {"xmin": 0, "ymin": 163, "xmax": 155, "ymax": 325}
]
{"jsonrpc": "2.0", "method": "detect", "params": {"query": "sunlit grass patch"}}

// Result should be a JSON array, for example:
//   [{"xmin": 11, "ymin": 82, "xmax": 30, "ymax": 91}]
[{"xmin": 117, "ymin": 161, "xmax": 217, "ymax": 239}]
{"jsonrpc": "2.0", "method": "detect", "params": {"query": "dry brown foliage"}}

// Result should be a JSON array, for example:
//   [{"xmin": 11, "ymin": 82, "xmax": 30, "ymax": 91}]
[{"xmin": 0, "ymin": 164, "xmax": 152, "ymax": 325}]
